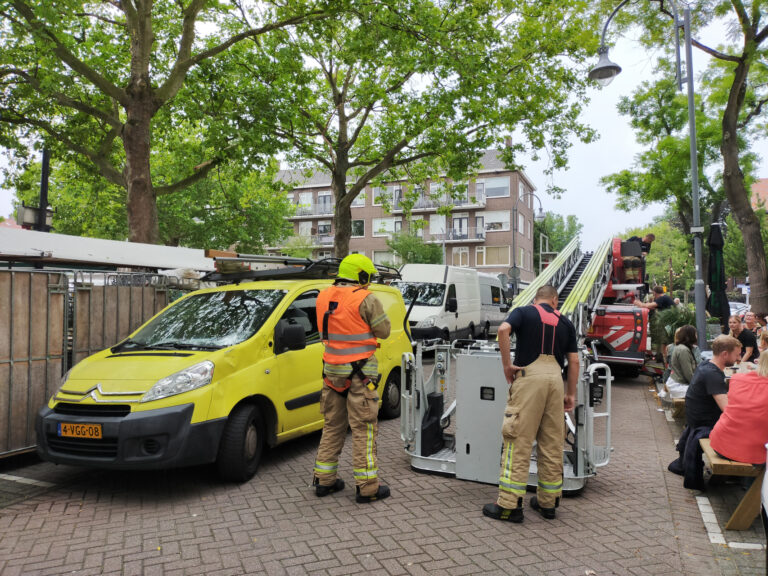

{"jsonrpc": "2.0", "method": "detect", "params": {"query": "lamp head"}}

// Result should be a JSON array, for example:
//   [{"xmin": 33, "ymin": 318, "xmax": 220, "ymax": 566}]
[
  {"xmin": 588, "ymin": 46, "xmax": 622, "ymax": 87},
  {"xmin": 534, "ymin": 207, "xmax": 546, "ymax": 223}
]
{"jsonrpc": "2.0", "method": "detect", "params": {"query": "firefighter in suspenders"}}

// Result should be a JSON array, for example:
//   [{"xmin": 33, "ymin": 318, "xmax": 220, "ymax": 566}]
[
  {"xmin": 313, "ymin": 254, "xmax": 392, "ymax": 503},
  {"xmin": 483, "ymin": 285, "xmax": 579, "ymax": 522}
]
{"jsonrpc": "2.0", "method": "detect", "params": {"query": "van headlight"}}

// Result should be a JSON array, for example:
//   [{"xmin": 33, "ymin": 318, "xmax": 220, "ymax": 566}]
[
  {"xmin": 54, "ymin": 369, "xmax": 72, "ymax": 396},
  {"xmin": 141, "ymin": 361, "xmax": 214, "ymax": 403},
  {"xmin": 416, "ymin": 316, "xmax": 437, "ymax": 328}
]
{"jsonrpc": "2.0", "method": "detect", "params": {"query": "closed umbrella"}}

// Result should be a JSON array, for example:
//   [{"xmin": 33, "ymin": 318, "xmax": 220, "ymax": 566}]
[{"xmin": 706, "ymin": 222, "xmax": 729, "ymax": 334}]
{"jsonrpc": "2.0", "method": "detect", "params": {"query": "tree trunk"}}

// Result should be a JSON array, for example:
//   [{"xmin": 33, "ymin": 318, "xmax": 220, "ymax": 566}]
[
  {"xmin": 332, "ymin": 172, "xmax": 352, "ymax": 258},
  {"xmin": 721, "ymin": 58, "xmax": 767, "ymax": 317},
  {"xmin": 123, "ymin": 95, "xmax": 159, "ymax": 244}
]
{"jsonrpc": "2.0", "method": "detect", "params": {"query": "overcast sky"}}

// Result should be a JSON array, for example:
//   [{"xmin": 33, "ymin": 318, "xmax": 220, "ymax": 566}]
[{"xmin": 1, "ymin": 19, "xmax": 764, "ymax": 253}]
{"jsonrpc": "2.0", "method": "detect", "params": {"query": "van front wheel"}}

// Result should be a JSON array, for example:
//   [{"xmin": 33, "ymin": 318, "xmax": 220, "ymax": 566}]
[
  {"xmin": 379, "ymin": 371, "xmax": 401, "ymax": 420},
  {"xmin": 217, "ymin": 404, "xmax": 264, "ymax": 482}
]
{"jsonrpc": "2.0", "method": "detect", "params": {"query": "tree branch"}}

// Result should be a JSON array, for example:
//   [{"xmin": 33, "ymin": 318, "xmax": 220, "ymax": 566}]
[
  {"xmin": 10, "ymin": 0, "xmax": 128, "ymax": 106},
  {"xmin": 691, "ymin": 38, "xmax": 741, "ymax": 63},
  {"xmin": 154, "ymin": 156, "xmax": 224, "ymax": 196},
  {"xmin": 739, "ymin": 95, "xmax": 768, "ymax": 128},
  {"xmin": 74, "ymin": 12, "xmax": 125, "ymax": 27},
  {"xmin": 155, "ymin": 8, "xmax": 329, "ymax": 105},
  {"xmin": 1, "ymin": 67, "xmax": 123, "ymax": 130},
  {"xmin": 1, "ymin": 112, "xmax": 125, "ymax": 187}
]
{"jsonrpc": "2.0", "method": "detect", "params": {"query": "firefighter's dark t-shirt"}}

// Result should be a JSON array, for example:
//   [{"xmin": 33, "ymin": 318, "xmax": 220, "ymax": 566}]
[
  {"xmin": 685, "ymin": 361, "xmax": 728, "ymax": 429},
  {"xmin": 736, "ymin": 329, "xmax": 759, "ymax": 362},
  {"xmin": 504, "ymin": 303, "xmax": 578, "ymax": 369},
  {"xmin": 654, "ymin": 294, "xmax": 674, "ymax": 310}
]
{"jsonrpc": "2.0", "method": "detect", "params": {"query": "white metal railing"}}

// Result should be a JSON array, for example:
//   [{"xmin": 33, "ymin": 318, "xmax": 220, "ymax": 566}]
[
  {"xmin": 423, "ymin": 227, "xmax": 486, "ymax": 242},
  {"xmin": 292, "ymin": 202, "xmax": 335, "ymax": 217}
]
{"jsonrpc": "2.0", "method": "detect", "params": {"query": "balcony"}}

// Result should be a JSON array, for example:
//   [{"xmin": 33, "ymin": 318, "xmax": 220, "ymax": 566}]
[
  {"xmin": 290, "ymin": 202, "xmax": 335, "ymax": 218},
  {"xmin": 390, "ymin": 188, "xmax": 487, "ymax": 213},
  {"xmin": 423, "ymin": 227, "xmax": 486, "ymax": 243}
]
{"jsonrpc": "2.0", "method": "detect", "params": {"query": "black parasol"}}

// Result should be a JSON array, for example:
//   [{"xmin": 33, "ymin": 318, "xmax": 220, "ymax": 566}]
[{"xmin": 706, "ymin": 222, "xmax": 730, "ymax": 332}]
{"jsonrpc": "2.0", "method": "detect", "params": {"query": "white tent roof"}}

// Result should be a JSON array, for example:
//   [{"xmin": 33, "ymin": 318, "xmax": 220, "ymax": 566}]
[{"xmin": 0, "ymin": 228, "xmax": 215, "ymax": 271}]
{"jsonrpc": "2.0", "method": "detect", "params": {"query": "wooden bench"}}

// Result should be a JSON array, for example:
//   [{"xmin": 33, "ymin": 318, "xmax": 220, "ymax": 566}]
[{"xmin": 699, "ymin": 438, "xmax": 766, "ymax": 530}]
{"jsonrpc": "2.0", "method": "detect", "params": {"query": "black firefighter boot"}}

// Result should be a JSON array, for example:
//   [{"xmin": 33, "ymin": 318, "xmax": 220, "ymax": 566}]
[
  {"xmin": 355, "ymin": 484, "xmax": 390, "ymax": 503},
  {"xmin": 482, "ymin": 498, "xmax": 524, "ymax": 523},
  {"xmin": 314, "ymin": 477, "xmax": 345, "ymax": 497}
]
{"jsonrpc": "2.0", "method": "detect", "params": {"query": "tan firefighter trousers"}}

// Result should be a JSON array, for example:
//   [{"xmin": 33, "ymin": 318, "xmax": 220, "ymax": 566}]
[
  {"xmin": 496, "ymin": 354, "xmax": 565, "ymax": 510},
  {"xmin": 313, "ymin": 376, "xmax": 380, "ymax": 497}
]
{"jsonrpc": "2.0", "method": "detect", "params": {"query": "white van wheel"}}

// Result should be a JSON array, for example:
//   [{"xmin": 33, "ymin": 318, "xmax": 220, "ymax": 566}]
[
  {"xmin": 481, "ymin": 322, "xmax": 490, "ymax": 339},
  {"xmin": 468, "ymin": 323, "xmax": 476, "ymax": 340}
]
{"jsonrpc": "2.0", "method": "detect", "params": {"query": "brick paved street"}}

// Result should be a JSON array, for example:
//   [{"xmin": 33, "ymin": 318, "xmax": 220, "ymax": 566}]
[{"xmin": 0, "ymin": 375, "xmax": 765, "ymax": 575}]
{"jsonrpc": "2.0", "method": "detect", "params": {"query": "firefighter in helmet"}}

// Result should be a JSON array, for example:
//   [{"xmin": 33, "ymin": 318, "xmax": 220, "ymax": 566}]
[{"xmin": 313, "ymin": 254, "xmax": 391, "ymax": 502}]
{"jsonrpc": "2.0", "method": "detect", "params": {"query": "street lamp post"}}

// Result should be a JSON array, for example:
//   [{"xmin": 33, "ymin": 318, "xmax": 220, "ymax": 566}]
[
  {"xmin": 589, "ymin": 0, "xmax": 708, "ymax": 350},
  {"xmin": 511, "ymin": 191, "xmax": 546, "ymax": 296}
]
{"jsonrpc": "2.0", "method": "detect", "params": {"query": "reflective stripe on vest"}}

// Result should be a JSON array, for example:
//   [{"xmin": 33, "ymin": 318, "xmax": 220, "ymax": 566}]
[
  {"xmin": 533, "ymin": 304, "xmax": 561, "ymax": 355},
  {"xmin": 316, "ymin": 285, "xmax": 377, "ymax": 364}
]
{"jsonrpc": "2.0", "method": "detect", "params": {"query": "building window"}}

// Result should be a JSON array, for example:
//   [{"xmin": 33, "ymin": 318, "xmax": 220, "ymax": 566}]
[
  {"xmin": 317, "ymin": 191, "xmax": 333, "ymax": 213},
  {"xmin": 351, "ymin": 220, "xmax": 365, "ymax": 237},
  {"xmin": 519, "ymin": 181, "xmax": 525, "ymax": 201},
  {"xmin": 527, "ymin": 219, "xmax": 531, "ymax": 239},
  {"xmin": 317, "ymin": 220, "xmax": 332, "ymax": 235},
  {"xmin": 318, "ymin": 250, "xmax": 332, "ymax": 259},
  {"xmin": 479, "ymin": 176, "xmax": 509, "ymax": 198},
  {"xmin": 373, "ymin": 250, "xmax": 401, "ymax": 266},
  {"xmin": 430, "ymin": 214, "xmax": 446, "ymax": 234},
  {"xmin": 410, "ymin": 217, "xmax": 425, "ymax": 237},
  {"xmin": 298, "ymin": 221, "xmax": 312, "ymax": 237},
  {"xmin": 519, "ymin": 248, "xmax": 525, "ymax": 270},
  {"xmin": 452, "ymin": 247, "xmax": 469, "ymax": 267},
  {"xmin": 351, "ymin": 192, "xmax": 365, "ymax": 207},
  {"xmin": 373, "ymin": 187, "xmax": 389, "ymax": 206},
  {"xmin": 373, "ymin": 217, "xmax": 398, "ymax": 237},
  {"xmin": 476, "ymin": 246, "xmax": 510, "ymax": 267},
  {"xmin": 518, "ymin": 213, "xmax": 525, "ymax": 235},
  {"xmin": 482, "ymin": 210, "xmax": 510, "ymax": 232}
]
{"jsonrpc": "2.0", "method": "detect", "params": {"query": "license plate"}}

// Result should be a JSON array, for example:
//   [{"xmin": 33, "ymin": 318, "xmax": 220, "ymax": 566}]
[{"xmin": 58, "ymin": 422, "xmax": 102, "ymax": 439}]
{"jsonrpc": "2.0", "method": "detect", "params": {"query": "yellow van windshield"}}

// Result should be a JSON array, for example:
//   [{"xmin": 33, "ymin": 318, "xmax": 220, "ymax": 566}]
[{"xmin": 120, "ymin": 289, "xmax": 286, "ymax": 351}]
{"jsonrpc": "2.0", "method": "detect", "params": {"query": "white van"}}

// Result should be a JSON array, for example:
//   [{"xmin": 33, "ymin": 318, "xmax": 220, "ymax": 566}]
[
  {"xmin": 478, "ymin": 273, "xmax": 509, "ymax": 338},
  {"xmin": 392, "ymin": 264, "xmax": 481, "ymax": 341}
]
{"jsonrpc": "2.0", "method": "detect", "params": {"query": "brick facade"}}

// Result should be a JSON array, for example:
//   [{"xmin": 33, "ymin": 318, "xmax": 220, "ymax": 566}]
[{"xmin": 272, "ymin": 150, "xmax": 539, "ymax": 284}]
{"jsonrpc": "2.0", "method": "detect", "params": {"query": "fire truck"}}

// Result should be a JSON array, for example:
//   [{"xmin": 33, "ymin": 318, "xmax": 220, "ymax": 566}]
[{"xmin": 400, "ymin": 236, "xmax": 653, "ymax": 492}]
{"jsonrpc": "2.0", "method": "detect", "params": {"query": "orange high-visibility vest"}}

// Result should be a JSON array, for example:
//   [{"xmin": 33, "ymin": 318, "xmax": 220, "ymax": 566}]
[{"xmin": 316, "ymin": 285, "xmax": 377, "ymax": 365}]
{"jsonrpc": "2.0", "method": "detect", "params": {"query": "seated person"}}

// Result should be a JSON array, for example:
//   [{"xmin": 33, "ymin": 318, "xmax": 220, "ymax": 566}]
[
  {"xmin": 669, "ymin": 335, "xmax": 742, "ymax": 488},
  {"xmin": 758, "ymin": 331, "xmax": 768, "ymax": 354},
  {"xmin": 666, "ymin": 325, "xmax": 697, "ymax": 398},
  {"xmin": 729, "ymin": 314, "xmax": 759, "ymax": 364},
  {"xmin": 743, "ymin": 311, "xmax": 762, "ymax": 336},
  {"xmin": 685, "ymin": 335, "xmax": 741, "ymax": 430},
  {"xmin": 710, "ymin": 350, "xmax": 768, "ymax": 464}
]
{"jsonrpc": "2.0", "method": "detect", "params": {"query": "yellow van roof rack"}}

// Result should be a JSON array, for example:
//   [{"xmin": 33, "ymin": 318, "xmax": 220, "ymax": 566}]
[{"xmin": 202, "ymin": 250, "xmax": 401, "ymax": 284}]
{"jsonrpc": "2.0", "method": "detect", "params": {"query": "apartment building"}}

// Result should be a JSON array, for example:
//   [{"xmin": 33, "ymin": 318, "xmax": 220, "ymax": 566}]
[{"xmin": 273, "ymin": 150, "xmax": 539, "ymax": 284}]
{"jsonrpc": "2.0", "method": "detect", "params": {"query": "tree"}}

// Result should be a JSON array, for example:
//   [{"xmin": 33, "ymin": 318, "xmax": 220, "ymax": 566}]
[
  {"xmin": 386, "ymin": 231, "xmax": 443, "ymax": 265},
  {"xmin": 723, "ymin": 212, "xmax": 768, "ymax": 280},
  {"xmin": 598, "ymin": 59, "xmax": 744, "ymax": 233},
  {"xmin": 12, "ymin": 154, "xmax": 293, "ymax": 251},
  {"xmin": 240, "ymin": 0, "xmax": 600, "ymax": 257},
  {"xmin": 0, "ymin": 0, "xmax": 333, "ymax": 244},
  {"xmin": 533, "ymin": 213, "xmax": 583, "ymax": 271},
  {"xmin": 608, "ymin": 2, "xmax": 768, "ymax": 317}
]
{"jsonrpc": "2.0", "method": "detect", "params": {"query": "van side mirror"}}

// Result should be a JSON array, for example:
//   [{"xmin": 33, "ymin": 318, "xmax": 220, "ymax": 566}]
[
  {"xmin": 446, "ymin": 298, "xmax": 458, "ymax": 312},
  {"xmin": 274, "ymin": 319, "xmax": 306, "ymax": 353}
]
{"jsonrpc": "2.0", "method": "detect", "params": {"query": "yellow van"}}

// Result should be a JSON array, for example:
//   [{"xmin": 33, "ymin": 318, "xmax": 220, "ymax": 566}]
[{"xmin": 36, "ymin": 267, "xmax": 411, "ymax": 482}]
